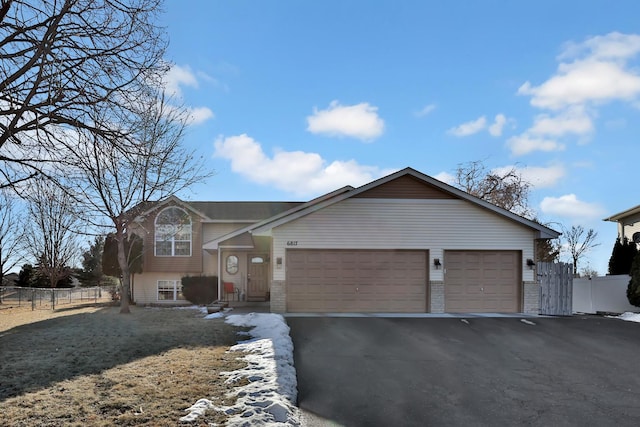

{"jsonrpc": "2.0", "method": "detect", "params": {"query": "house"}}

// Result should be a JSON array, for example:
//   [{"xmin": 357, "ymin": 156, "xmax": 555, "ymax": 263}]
[
  {"xmin": 130, "ymin": 167, "xmax": 559, "ymax": 314},
  {"xmin": 603, "ymin": 204, "xmax": 640, "ymax": 244},
  {"xmin": 1, "ymin": 272, "xmax": 18, "ymax": 286}
]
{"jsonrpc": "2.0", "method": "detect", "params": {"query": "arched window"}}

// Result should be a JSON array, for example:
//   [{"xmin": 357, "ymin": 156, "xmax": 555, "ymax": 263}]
[{"xmin": 155, "ymin": 206, "xmax": 192, "ymax": 256}]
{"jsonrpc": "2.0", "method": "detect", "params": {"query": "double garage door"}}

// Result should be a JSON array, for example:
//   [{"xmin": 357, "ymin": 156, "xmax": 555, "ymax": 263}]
[
  {"xmin": 286, "ymin": 249, "xmax": 521, "ymax": 313},
  {"xmin": 287, "ymin": 250, "xmax": 428, "ymax": 313}
]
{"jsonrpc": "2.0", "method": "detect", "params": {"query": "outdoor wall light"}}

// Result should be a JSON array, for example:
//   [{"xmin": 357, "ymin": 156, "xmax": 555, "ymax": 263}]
[
  {"xmin": 433, "ymin": 258, "xmax": 441, "ymax": 268},
  {"xmin": 526, "ymin": 258, "xmax": 535, "ymax": 269}
]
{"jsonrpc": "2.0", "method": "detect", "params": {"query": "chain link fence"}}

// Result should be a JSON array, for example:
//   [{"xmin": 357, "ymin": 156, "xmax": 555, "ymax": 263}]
[{"xmin": 0, "ymin": 286, "xmax": 116, "ymax": 310}]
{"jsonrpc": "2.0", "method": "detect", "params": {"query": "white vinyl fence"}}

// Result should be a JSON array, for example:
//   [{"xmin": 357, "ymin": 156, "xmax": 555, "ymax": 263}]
[{"xmin": 573, "ymin": 275, "xmax": 639, "ymax": 314}]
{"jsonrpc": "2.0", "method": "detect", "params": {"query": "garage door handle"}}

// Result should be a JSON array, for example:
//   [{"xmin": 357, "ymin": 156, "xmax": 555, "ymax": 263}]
[{"xmin": 480, "ymin": 287, "xmax": 484, "ymax": 292}]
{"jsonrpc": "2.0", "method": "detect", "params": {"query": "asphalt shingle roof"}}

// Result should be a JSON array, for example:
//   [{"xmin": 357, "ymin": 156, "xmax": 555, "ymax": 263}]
[{"xmin": 185, "ymin": 201, "xmax": 303, "ymax": 221}]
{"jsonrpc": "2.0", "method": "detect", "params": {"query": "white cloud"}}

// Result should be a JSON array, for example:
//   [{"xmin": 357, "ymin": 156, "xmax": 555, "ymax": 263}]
[
  {"xmin": 558, "ymin": 32, "xmax": 640, "ymax": 61},
  {"xmin": 414, "ymin": 104, "xmax": 436, "ymax": 117},
  {"xmin": 539, "ymin": 194, "xmax": 606, "ymax": 220},
  {"xmin": 528, "ymin": 107, "xmax": 594, "ymax": 136},
  {"xmin": 306, "ymin": 101, "xmax": 384, "ymax": 141},
  {"xmin": 433, "ymin": 171, "xmax": 455, "ymax": 185},
  {"xmin": 506, "ymin": 134, "xmax": 565, "ymax": 156},
  {"xmin": 160, "ymin": 64, "xmax": 215, "ymax": 125},
  {"xmin": 213, "ymin": 134, "xmax": 392, "ymax": 196},
  {"xmin": 518, "ymin": 60, "xmax": 640, "ymax": 109},
  {"xmin": 492, "ymin": 164, "xmax": 566, "ymax": 189},
  {"xmin": 488, "ymin": 114, "xmax": 507, "ymax": 137},
  {"xmin": 186, "ymin": 107, "xmax": 215, "ymax": 125},
  {"xmin": 518, "ymin": 32, "xmax": 640, "ymax": 110},
  {"xmin": 164, "ymin": 64, "xmax": 199, "ymax": 98},
  {"xmin": 447, "ymin": 116, "xmax": 487, "ymax": 137}
]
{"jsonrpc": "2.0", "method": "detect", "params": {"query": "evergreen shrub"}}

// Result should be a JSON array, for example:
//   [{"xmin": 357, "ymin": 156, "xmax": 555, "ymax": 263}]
[
  {"xmin": 181, "ymin": 275, "xmax": 218, "ymax": 305},
  {"xmin": 626, "ymin": 253, "xmax": 640, "ymax": 307}
]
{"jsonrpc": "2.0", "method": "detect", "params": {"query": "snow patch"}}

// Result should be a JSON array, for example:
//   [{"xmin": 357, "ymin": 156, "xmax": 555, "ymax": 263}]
[
  {"xmin": 204, "ymin": 308, "xmax": 233, "ymax": 319},
  {"xmin": 181, "ymin": 313, "xmax": 300, "ymax": 426},
  {"xmin": 180, "ymin": 399, "xmax": 215, "ymax": 422},
  {"xmin": 610, "ymin": 312, "xmax": 640, "ymax": 323}
]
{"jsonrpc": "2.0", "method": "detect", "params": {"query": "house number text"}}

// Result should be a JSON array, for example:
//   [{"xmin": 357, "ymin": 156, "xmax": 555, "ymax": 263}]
[{"xmin": 286, "ymin": 241, "xmax": 299, "ymax": 246}]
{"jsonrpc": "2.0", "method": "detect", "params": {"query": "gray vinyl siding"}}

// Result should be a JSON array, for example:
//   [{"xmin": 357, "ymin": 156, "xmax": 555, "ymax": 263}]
[{"xmin": 270, "ymin": 198, "xmax": 536, "ymax": 282}]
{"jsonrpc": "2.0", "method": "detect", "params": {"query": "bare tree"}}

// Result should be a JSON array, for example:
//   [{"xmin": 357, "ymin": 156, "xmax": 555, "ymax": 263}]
[
  {"xmin": 24, "ymin": 178, "xmax": 80, "ymax": 288},
  {"xmin": 0, "ymin": 189, "xmax": 26, "ymax": 286},
  {"xmin": 453, "ymin": 160, "xmax": 534, "ymax": 218},
  {"xmin": 0, "ymin": 0, "xmax": 167, "ymax": 189},
  {"xmin": 564, "ymin": 225, "xmax": 600, "ymax": 277},
  {"xmin": 580, "ymin": 265, "xmax": 599, "ymax": 279},
  {"xmin": 71, "ymin": 92, "xmax": 212, "ymax": 313}
]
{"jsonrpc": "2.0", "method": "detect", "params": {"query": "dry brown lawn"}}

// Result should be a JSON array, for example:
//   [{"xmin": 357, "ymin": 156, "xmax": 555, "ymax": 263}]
[{"xmin": 0, "ymin": 302, "xmax": 246, "ymax": 426}]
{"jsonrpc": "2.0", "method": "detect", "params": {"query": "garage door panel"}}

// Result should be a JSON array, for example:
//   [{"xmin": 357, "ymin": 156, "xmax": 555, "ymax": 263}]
[
  {"xmin": 287, "ymin": 250, "xmax": 428, "ymax": 313},
  {"xmin": 445, "ymin": 250, "xmax": 520, "ymax": 313}
]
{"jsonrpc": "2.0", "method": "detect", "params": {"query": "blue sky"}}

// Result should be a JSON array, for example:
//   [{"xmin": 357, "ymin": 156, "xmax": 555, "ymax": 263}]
[{"xmin": 160, "ymin": 0, "xmax": 640, "ymax": 274}]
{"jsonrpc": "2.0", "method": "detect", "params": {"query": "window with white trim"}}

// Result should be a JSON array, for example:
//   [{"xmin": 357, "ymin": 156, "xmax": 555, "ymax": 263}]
[
  {"xmin": 155, "ymin": 206, "xmax": 192, "ymax": 256},
  {"xmin": 157, "ymin": 280, "xmax": 184, "ymax": 301}
]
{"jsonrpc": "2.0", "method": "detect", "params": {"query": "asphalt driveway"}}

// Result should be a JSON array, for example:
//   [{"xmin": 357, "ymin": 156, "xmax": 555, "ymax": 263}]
[{"xmin": 288, "ymin": 315, "xmax": 640, "ymax": 426}]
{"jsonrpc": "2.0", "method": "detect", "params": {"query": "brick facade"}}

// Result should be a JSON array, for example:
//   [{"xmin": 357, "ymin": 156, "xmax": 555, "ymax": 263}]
[
  {"xmin": 270, "ymin": 280, "xmax": 286, "ymax": 313},
  {"xmin": 430, "ymin": 282, "xmax": 445, "ymax": 313},
  {"xmin": 523, "ymin": 281, "xmax": 540, "ymax": 314}
]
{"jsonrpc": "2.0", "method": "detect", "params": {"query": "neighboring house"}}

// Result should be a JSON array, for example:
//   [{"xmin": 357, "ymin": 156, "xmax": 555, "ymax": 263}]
[
  {"xmin": 603, "ymin": 204, "xmax": 640, "ymax": 244},
  {"xmin": 1, "ymin": 272, "xmax": 18, "ymax": 286},
  {"xmin": 130, "ymin": 167, "xmax": 559, "ymax": 314}
]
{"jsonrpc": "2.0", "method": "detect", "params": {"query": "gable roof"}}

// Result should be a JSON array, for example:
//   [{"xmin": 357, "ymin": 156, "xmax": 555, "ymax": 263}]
[
  {"xmin": 256, "ymin": 167, "xmax": 559, "ymax": 239},
  {"xmin": 131, "ymin": 195, "xmax": 304, "ymax": 223},
  {"xmin": 604, "ymin": 204, "xmax": 640, "ymax": 223},
  {"xmin": 186, "ymin": 201, "xmax": 303, "ymax": 222},
  {"xmin": 204, "ymin": 167, "xmax": 559, "ymax": 249},
  {"xmin": 203, "ymin": 185, "xmax": 354, "ymax": 249},
  {"xmin": 131, "ymin": 195, "xmax": 210, "ymax": 222}
]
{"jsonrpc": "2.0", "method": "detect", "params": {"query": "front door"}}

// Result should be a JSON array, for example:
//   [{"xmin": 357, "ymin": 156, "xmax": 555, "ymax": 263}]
[{"xmin": 247, "ymin": 254, "xmax": 269, "ymax": 301}]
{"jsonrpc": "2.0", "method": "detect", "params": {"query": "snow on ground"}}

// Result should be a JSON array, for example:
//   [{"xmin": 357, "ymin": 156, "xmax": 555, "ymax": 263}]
[
  {"xmin": 181, "ymin": 311, "xmax": 301, "ymax": 426},
  {"xmin": 611, "ymin": 312, "xmax": 640, "ymax": 323}
]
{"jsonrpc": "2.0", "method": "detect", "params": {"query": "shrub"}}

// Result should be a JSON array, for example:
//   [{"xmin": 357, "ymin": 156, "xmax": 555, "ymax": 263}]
[
  {"xmin": 181, "ymin": 275, "xmax": 218, "ymax": 305},
  {"xmin": 609, "ymin": 237, "xmax": 638, "ymax": 275},
  {"xmin": 626, "ymin": 253, "xmax": 640, "ymax": 307}
]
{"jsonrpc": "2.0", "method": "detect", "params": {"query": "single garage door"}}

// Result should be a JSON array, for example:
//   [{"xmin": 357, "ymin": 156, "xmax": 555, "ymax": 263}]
[
  {"xmin": 445, "ymin": 250, "xmax": 520, "ymax": 313},
  {"xmin": 287, "ymin": 250, "xmax": 428, "ymax": 313}
]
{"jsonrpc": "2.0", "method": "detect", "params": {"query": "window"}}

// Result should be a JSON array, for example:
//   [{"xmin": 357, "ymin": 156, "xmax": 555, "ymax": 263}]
[
  {"xmin": 226, "ymin": 255, "xmax": 239, "ymax": 275},
  {"xmin": 155, "ymin": 206, "xmax": 192, "ymax": 256},
  {"xmin": 157, "ymin": 280, "xmax": 184, "ymax": 301}
]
